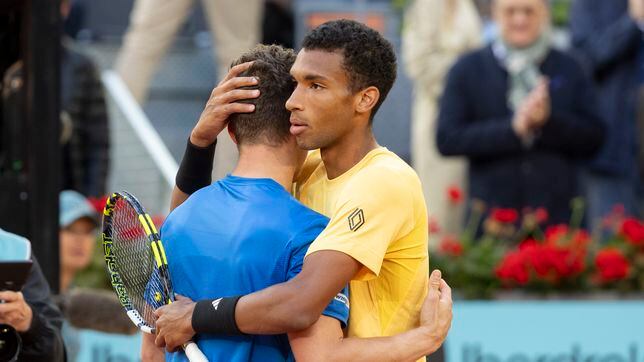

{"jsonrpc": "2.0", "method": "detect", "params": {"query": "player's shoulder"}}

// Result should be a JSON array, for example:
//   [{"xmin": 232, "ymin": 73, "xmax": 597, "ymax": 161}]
[
  {"xmin": 354, "ymin": 148, "xmax": 422, "ymax": 189},
  {"xmin": 286, "ymin": 196, "xmax": 329, "ymax": 230}
]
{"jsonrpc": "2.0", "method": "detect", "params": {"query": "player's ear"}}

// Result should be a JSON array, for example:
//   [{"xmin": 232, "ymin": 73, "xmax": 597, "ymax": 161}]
[
  {"xmin": 355, "ymin": 86, "xmax": 380, "ymax": 116},
  {"xmin": 227, "ymin": 125, "xmax": 238, "ymax": 145}
]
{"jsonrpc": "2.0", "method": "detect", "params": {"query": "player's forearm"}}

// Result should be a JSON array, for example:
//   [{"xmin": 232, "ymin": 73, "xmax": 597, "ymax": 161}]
[
  {"xmin": 291, "ymin": 321, "xmax": 440, "ymax": 362},
  {"xmin": 141, "ymin": 332, "xmax": 165, "ymax": 362},
  {"xmin": 329, "ymin": 326, "xmax": 439, "ymax": 362},
  {"xmin": 170, "ymin": 186, "xmax": 190, "ymax": 211},
  {"xmin": 171, "ymin": 138, "xmax": 216, "ymax": 212},
  {"xmin": 235, "ymin": 251, "xmax": 359, "ymax": 334},
  {"xmin": 235, "ymin": 278, "xmax": 323, "ymax": 334}
]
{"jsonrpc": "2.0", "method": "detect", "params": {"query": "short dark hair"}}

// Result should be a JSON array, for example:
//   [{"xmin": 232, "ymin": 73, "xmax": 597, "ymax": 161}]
[
  {"xmin": 228, "ymin": 44, "xmax": 297, "ymax": 146},
  {"xmin": 301, "ymin": 19, "xmax": 397, "ymax": 121}
]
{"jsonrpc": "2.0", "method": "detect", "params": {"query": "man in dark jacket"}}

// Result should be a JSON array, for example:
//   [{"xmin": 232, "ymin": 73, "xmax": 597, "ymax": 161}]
[
  {"xmin": 437, "ymin": 0, "xmax": 605, "ymax": 226},
  {"xmin": 0, "ymin": 229, "xmax": 65, "ymax": 362},
  {"xmin": 570, "ymin": 0, "xmax": 644, "ymax": 224}
]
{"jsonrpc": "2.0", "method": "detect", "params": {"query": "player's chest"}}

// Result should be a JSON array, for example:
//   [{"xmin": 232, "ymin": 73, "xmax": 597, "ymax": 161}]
[{"xmin": 297, "ymin": 178, "xmax": 342, "ymax": 218}]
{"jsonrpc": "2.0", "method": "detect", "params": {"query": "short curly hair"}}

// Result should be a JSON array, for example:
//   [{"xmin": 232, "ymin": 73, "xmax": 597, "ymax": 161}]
[
  {"xmin": 301, "ymin": 19, "xmax": 397, "ymax": 121},
  {"xmin": 228, "ymin": 44, "xmax": 297, "ymax": 146}
]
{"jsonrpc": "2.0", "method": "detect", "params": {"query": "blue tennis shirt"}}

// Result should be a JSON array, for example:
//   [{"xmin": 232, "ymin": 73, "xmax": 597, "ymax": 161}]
[{"xmin": 160, "ymin": 175, "xmax": 349, "ymax": 361}]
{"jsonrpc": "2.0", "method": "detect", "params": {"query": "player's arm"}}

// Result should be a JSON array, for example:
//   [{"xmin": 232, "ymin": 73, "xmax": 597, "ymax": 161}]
[
  {"xmin": 153, "ymin": 250, "xmax": 361, "ymax": 351},
  {"xmin": 170, "ymin": 61, "xmax": 259, "ymax": 212},
  {"xmin": 236, "ymin": 249, "xmax": 360, "ymax": 332},
  {"xmin": 288, "ymin": 271, "xmax": 452, "ymax": 362},
  {"xmin": 141, "ymin": 332, "xmax": 165, "ymax": 362}
]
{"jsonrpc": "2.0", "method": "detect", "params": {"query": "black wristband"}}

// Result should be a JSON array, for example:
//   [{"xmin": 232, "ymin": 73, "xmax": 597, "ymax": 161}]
[
  {"xmin": 176, "ymin": 138, "xmax": 216, "ymax": 195},
  {"xmin": 192, "ymin": 296, "xmax": 243, "ymax": 335}
]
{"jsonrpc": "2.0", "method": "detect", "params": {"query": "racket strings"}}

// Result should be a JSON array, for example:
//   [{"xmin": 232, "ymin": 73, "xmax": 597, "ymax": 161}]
[{"xmin": 110, "ymin": 198, "xmax": 165, "ymax": 327}]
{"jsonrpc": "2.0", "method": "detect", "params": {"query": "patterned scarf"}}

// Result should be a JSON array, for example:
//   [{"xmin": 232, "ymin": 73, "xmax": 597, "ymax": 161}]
[{"xmin": 493, "ymin": 30, "xmax": 551, "ymax": 111}]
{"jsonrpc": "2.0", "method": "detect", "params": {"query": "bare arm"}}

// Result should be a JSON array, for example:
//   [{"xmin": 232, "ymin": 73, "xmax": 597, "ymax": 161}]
[
  {"xmin": 154, "ymin": 251, "xmax": 361, "ymax": 350},
  {"xmin": 170, "ymin": 186, "xmax": 190, "ymax": 212},
  {"xmin": 235, "ymin": 250, "xmax": 361, "ymax": 333},
  {"xmin": 288, "ymin": 271, "xmax": 452, "ymax": 362},
  {"xmin": 141, "ymin": 332, "xmax": 165, "ymax": 362}
]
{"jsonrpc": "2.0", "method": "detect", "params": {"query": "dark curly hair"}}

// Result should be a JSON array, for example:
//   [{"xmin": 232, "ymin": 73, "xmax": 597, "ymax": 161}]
[
  {"xmin": 301, "ymin": 19, "xmax": 397, "ymax": 121},
  {"xmin": 228, "ymin": 44, "xmax": 297, "ymax": 146}
]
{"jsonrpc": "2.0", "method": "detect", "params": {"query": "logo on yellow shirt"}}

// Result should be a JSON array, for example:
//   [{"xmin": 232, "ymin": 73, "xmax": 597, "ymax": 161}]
[{"xmin": 348, "ymin": 208, "xmax": 365, "ymax": 232}]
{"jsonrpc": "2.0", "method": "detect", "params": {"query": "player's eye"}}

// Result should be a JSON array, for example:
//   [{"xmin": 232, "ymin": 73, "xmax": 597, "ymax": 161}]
[{"xmin": 310, "ymin": 83, "xmax": 323, "ymax": 90}]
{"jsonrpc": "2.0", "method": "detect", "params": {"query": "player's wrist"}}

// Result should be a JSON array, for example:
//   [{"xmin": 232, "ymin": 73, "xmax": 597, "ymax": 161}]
[
  {"xmin": 416, "ymin": 325, "xmax": 442, "ymax": 355},
  {"xmin": 189, "ymin": 130, "xmax": 218, "ymax": 148},
  {"xmin": 191, "ymin": 296, "xmax": 244, "ymax": 336},
  {"xmin": 175, "ymin": 137, "xmax": 216, "ymax": 195}
]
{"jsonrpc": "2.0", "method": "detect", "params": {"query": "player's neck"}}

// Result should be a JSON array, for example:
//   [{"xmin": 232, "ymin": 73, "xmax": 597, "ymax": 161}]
[
  {"xmin": 320, "ymin": 127, "xmax": 378, "ymax": 180},
  {"xmin": 232, "ymin": 144, "xmax": 298, "ymax": 191}
]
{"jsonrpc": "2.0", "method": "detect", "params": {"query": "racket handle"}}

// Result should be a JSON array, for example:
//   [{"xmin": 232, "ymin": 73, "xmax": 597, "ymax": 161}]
[{"xmin": 183, "ymin": 341, "xmax": 208, "ymax": 362}]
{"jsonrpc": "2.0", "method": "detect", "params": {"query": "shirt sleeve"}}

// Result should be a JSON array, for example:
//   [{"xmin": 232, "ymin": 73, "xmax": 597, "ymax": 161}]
[
  {"xmin": 285, "ymin": 218, "xmax": 350, "ymax": 328},
  {"xmin": 305, "ymin": 167, "xmax": 416, "ymax": 280}
]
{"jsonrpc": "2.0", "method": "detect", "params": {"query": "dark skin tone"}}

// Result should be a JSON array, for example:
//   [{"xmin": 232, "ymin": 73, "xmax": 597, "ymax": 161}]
[{"xmin": 153, "ymin": 51, "xmax": 440, "ymax": 352}]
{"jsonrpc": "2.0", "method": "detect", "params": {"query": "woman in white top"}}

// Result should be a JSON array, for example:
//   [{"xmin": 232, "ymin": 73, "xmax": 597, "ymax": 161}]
[{"xmin": 402, "ymin": 0, "xmax": 482, "ymax": 238}]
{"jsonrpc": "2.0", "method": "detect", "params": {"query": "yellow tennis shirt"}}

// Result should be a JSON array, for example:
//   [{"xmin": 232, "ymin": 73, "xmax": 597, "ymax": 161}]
[{"xmin": 295, "ymin": 147, "xmax": 429, "ymax": 342}]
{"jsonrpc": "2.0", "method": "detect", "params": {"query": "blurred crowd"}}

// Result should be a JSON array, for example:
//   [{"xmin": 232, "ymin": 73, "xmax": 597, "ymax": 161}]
[{"xmin": 403, "ymin": 0, "xmax": 644, "ymax": 239}]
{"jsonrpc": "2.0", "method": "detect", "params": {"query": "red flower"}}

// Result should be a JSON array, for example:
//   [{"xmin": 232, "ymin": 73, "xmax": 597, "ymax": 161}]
[
  {"xmin": 544, "ymin": 224, "xmax": 568, "ymax": 242},
  {"xmin": 535, "ymin": 207, "xmax": 549, "ymax": 224},
  {"xmin": 620, "ymin": 218, "xmax": 644, "ymax": 247},
  {"xmin": 595, "ymin": 248, "xmax": 630, "ymax": 282},
  {"xmin": 498, "ymin": 236, "xmax": 587, "ymax": 285},
  {"xmin": 87, "ymin": 195, "xmax": 109, "ymax": 214},
  {"xmin": 446, "ymin": 185, "xmax": 463, "ymax": 205},
  {"xmin": 438, "ymin": 235, "xmax": 463, "ymax": 257},
  {"xmin": 428, "ymin": 217, "xmax": 441, "ymax": 235},
  {"xmin": 496, "ymin": 250, "xmax": 529, "ymax": 285},
  {"xmin": 491, "ymin": 208, "xmax": 518, "ymax": 224}
]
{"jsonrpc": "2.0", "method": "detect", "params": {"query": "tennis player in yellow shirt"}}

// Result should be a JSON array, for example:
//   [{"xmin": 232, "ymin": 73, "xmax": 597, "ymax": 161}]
[{"xmin": 155, "ymin": 20, "xmax": 452, "ymax": 361}]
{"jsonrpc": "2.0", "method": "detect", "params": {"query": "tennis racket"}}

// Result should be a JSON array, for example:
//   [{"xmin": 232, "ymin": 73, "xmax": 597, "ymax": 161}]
[{"xmin": 102, "ymin": 191, "xmax": 207, "ymax": 362}]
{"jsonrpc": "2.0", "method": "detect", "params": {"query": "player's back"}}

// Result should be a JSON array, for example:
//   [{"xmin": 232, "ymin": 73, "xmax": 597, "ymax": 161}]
[{"xmin": 161, "ymin": 175, "xmax": 329, "ymax": 362}]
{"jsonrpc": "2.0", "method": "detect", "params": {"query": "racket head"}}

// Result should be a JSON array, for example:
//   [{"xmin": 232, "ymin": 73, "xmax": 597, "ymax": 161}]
[{"xmin": 102, "ymin": 191, "xmax": 174, "ymax": 334}]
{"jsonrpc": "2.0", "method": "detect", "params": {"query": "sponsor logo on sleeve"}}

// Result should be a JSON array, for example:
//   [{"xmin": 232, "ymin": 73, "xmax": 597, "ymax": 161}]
[
  {"xmin": 334, "ymin": 293, "xmax": 350, "ymax": 308},
  {"xmin": 348, "ymin": 208, "xmax": 365, "ymax": 232}
]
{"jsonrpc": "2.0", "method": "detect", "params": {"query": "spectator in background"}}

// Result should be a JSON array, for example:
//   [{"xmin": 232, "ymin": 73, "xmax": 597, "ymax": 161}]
[
  {"xmin": 115, "ymin": 0, "xmax": 263, "ymax": 180},
  {"xmin": 0, "ymin": 229, "xmax": 65, "ymax": 362},
  {"xmin": 57, "ymin": 190, "xmax": 98, "ymax": 361},
  {"xmin": 570, "ymin": 0, "xmax": 644, "ymax": 226},
  {"xmin": 58, "ymin": 190, "xmax": 98, "ymax": 294},
  {"xmin": 436, "ymin": 0, "xmax": 604, "ymax": 227},
  {"xmin": 60, "ymin": 0, "xmax": 109, "ymax": 197},
  {"xmin": 402, "ymin": 0, "xmax": 481, "ymax": 238}
]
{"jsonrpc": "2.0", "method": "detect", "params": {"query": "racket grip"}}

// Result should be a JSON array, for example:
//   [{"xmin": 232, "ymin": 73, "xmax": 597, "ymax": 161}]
[{"xmin": 183, "ymin": 341, "xmax": 208, "ymax": 362}]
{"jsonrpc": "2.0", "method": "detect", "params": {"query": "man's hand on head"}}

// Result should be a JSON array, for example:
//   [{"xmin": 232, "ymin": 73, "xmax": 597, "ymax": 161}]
[
  {"xmin": 418, "ymin": 270, "xmax": 453, "ymax": 354},
  {"xmin": 190, "ymin": 61, "xmax": 261, "ymax": 147},
  {"xmin": 0, "ymin": 291, "xmax": 34, "ymax": 332},
  {"xmin": 154, "ymin": 294, "xmax": 197, "ymax": 352}
]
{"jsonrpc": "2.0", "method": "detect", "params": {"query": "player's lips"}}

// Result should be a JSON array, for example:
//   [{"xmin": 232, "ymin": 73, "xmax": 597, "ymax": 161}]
[{"xmin": 290, "ymin": 117, "xmax": 308, "ymax": 136}]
